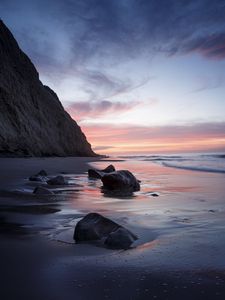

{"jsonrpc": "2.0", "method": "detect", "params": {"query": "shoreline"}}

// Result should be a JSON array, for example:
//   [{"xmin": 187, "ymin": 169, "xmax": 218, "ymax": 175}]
[{"xmin": 1, "ymin": 157, "xmax": 225, "ymax": 299}]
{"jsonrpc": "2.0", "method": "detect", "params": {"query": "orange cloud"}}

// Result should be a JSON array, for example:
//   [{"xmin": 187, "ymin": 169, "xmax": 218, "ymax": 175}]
[{"xmin": 81, "ymin": 122, "xmax": 225, "ymax": 155}]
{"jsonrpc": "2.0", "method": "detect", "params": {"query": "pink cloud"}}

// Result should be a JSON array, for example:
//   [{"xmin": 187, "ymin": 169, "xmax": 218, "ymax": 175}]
[
  {"xmin": 186, "ymin": 33, "xmax": 225, "ymax": 60},
  {"xmin": 80, "ymin": 122, "xmax": 225, "ymax": 154},
  {"xmin": 67, "ymin": 100, "xmax": 140, "ymax": 121}
]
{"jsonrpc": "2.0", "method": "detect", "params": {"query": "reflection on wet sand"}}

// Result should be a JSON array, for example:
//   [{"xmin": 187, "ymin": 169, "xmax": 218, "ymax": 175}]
[
  {"xmin": 1, "ymin": 158, "xmax": 225, "ymax": 255},
  {"xmin": 1, "ymin": 157, "xmax": 225, "ymax": 300}
]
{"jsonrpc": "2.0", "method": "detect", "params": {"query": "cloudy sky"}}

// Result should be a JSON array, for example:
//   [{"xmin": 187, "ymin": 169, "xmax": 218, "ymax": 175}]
[{"xmin": 1, "ymin": 0, "xmax": 225, "ymax": 154}]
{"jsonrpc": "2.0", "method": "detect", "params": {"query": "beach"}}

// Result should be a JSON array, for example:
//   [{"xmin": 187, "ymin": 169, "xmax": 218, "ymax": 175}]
[{"xmin": 1, "ymin": 156, "xmax": 225, "ymax": 299}]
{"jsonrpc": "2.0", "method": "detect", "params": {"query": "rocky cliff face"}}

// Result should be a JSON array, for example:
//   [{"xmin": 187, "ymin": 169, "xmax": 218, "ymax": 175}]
[{"xmin": 0, "ymin": 20, "xmax": 96, "ymax": 157}]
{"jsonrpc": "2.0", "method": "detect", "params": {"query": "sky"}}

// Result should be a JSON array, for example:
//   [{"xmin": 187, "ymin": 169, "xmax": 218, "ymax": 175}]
[{"xmin": 1, "ymin": 0, "xmax": 225, "ymax": 155}]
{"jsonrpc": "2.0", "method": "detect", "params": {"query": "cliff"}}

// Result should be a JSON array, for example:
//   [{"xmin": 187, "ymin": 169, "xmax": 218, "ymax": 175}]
[{"xmin": 0, "ymin": 20, "xmax": 96, "ymax": 157}]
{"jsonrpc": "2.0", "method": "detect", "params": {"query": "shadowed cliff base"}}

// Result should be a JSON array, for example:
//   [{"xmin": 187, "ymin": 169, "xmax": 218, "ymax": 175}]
[{"xmin": 0, "ymin": 20, "xmax": 96, "ymax": 157}]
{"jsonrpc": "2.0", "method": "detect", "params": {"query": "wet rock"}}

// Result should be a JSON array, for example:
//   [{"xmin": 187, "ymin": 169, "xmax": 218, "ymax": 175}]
[
  {"xmin": 74, "ymin": 213, "xmax": 119, "ymax": 241},
  {"xmin": 105, "ymin": 227, "xmax": 138, "ymax": 249},
  {"xmin": 150, "ymin": 193, "xmax": 159, "ymax": 197},
  {"xmin": 73, "ymin": 212, "xmax": 137, "ymax": 249},
  {"xmin": 33, "ymin": 186, "xmax": 54, "ymax": 195},
  {"xmin": 47, "ymin": 175, "xmax": 67, "ymax": 185},
  {"xmin": 101, "ymin": 170, "xmax": 140, "ymax": 192},
  {"xmin": 88, "ymin": 169, "xmax": 103, "ymax": 179},
  {"xmin": 88, "ymin": 164, "xmax": 115, "ymax": 179},
  {"xmin": 29, "ymin": 170, "xmax": 48, "ymax": 182},
  {"xmin": 102, "ymin": 165, "xmax": 116, "ymax": 173},
  {"xmin": 29, "ymin": 175, "xmax": 45, "ymax": 182}
]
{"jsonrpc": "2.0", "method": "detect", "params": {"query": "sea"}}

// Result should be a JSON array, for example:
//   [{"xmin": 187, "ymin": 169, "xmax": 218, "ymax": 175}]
[{"xmin": 118, "ymin": 153, "xmax": 225, "ymax": 174}]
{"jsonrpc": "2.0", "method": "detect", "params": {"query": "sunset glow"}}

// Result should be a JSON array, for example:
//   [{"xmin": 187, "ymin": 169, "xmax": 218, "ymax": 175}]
[
  {"xmin": 2, "ymin": 0, "xmax": 225, "ymax": 155},
  {"xmin": 81, "ymin": 123, "xmax": 225, "ymax": 154},
  {"xmin": 1, "ymin": 2, "xmax": 225, "ymax": 298}
]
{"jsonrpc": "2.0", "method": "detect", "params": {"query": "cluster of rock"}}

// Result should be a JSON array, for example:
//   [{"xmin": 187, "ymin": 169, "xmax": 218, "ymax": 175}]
[
  {"xmin": 29, "ymin": 170, "xmax": 48, "ymax": 182},
  {"xmin": 30, "ymin": 165, "xmax": 141, "ymax": 197},
  {"xmin": 30, "ymin": 166, "xmax": 140, "ymax": 249},
  {"xmin": 30, "ymin": 169, "xmax": 68, "ymax": 195},
  {"xmin": 78, "ymin": 165, "xmax": 141, "ymax": 248},
  {"xmin": 88, "ymin": 164, "xmax": 140, "ymax": 195}
]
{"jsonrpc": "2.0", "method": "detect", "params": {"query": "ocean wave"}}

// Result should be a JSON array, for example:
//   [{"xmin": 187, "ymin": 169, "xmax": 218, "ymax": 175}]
[
  {"xmin": 201, "ymin": 154, "xmax": 225, "ymax": 159},
  {"xmin": 162, "ymin": 162, "xmax": 225, "ymax": 174},
  {"xmin": 143, "ymin": 157, "xmax": 188, "ymax": 162},
  {"xmin": 118, "ymin": 154, "xmax": 225, "ymax": 174},
  {"xmin": 119, "ymin": 155, "xmax": 185, "ymax": 161}
]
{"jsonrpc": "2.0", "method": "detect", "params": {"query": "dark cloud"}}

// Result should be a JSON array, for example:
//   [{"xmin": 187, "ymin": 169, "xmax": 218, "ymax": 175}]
[
  {"xmin": 78, "ymin": 69, "xmax": 151, "ymax": 101},
  {"xmin": 1, "ymin": 0, "xmax": 225, "ymax": 73},
  {"xmin": 182, "ymin": 33, "xmax": 225, "ymax": 59},
  {"xmin": 55, "ymin": 0, "xmax": 225, "ymax": 61},
  {"xmin": 80, "ymin": 69, "xmax": 131, "ymax": 100}
]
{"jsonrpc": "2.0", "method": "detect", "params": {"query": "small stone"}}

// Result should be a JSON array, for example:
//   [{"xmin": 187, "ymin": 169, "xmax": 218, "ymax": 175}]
[
  {"xmin": 47, "ymin": 175, "xmax": 67, "ymax": 185},
  {"xmin": 29, "ymin": 175, "xmax": 45, "ymax": 182},
  {"xmin": 29, "ymin": 170, "xmax": 48, "ymax": 181}
]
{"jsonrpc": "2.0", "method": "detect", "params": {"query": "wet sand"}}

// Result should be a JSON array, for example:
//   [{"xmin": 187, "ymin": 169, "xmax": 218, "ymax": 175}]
[{"xmin": 0, "ymin": 157, "xmax": 225, "ymax": 299}]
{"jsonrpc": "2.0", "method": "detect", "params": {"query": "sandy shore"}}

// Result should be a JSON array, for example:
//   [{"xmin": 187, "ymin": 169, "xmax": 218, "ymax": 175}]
[{"xmin": 1, "ymin": 157, "xmax": 225, "ymax": 299}]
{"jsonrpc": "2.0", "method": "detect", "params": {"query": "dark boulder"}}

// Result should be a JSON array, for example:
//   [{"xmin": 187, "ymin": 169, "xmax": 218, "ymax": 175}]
[
  {"xmin": 33, "ymin": 186, "xmax": 54, "ymax": 195},
  {"xmin": 101, "ymin": 170, "xmax": 140, "ymax": 192},
  {"xmin": 73, "ymin": 212, "xmax": 137, "ymax": 249},
  {"xmin": 47, "ymin": 175, "xmax": 67, "ymax": 185},
  {"xmin": 88, "ymin": 164, "xmax": 115, "ymax": 179},
  {"xmin": 74, "ymin": 212, "xmax": 119, "ymax": 241}
]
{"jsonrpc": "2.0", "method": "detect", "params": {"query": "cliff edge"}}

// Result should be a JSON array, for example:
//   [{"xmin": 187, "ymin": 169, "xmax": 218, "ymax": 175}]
[{"xmin": 0, "ymin": 20, "xmax": 96, "ymax": 157}]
